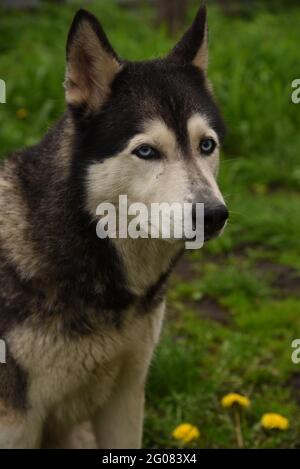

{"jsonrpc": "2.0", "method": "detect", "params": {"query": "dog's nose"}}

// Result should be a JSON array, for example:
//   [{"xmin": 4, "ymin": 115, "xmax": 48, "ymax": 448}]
[
  {"xmin": 192, "ymin": 203, "xmax": 229, "ymax": 239},
  {"xmin": 204, "ymin": 204, "xmax": 229, "ymax": 238}
]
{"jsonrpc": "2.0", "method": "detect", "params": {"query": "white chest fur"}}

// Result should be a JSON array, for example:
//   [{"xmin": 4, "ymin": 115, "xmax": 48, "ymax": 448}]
[{"xmin": 7, "ymin": 304, "xmax": 165, "ymax": 428}]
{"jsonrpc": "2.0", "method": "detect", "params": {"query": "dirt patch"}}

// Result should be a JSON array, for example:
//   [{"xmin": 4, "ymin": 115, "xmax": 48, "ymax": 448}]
[
  {"xmin": 203, "ymin": 242, "xmax": 263, "ymax": 265},
  {"xmin": 265, "ymin": 181, "xmax": 300, "ymax": 195},
  {"xmin": 188, "ymin": 295, "xmax": 232, "ymax": 326},
  {"xmin": 173, "ymin": 258, "xmax": 231, "ymax": 325},
  {"xmin": 174, "ymin": 256, "xmax": 198, "ymax": 282},
  {"xmin": 255, "ymin": 260, "xmax": 300, "ymax": 297}
]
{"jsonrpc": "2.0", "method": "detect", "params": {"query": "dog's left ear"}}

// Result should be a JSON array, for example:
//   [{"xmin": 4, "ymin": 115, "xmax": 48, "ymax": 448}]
[
  {"xmin": 167, "ymin": 6, "xmax": 208, "ymax": 72},
  {"xmin": 65, "ymin": 9, "xmax": 121, "ymax": 112}
]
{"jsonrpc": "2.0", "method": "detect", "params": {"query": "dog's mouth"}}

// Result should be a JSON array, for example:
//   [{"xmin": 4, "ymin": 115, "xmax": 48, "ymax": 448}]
[
  {"xmin": 204, "ymin": 221, "xmax": 228, "ymax": 242},
  {"xmin": 204, "ymin": 229, "xmax": 223, "ymax": 242}
]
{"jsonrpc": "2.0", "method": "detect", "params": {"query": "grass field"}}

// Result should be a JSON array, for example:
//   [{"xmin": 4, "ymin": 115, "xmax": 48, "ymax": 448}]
[{"xmin": 1, "ymin": 0, "xmax": 300, "ymax": 448}]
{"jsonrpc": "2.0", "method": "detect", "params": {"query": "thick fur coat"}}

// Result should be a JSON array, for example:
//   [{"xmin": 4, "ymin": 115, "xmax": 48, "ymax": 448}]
[{"xmin": 0, "ymin": 6, "xmax": 227, "ymax": 448}]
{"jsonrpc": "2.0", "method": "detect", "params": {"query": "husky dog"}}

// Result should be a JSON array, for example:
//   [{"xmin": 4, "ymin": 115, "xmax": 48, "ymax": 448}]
[{"xmin": 0, "ymin": 6, "xmax": 228, "ymax": 448}]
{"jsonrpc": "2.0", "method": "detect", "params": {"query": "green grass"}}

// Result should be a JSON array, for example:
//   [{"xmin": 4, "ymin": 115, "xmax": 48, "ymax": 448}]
[{"xmin": 1, "ymin": 0, "xmax": 300, "ymax": 449}]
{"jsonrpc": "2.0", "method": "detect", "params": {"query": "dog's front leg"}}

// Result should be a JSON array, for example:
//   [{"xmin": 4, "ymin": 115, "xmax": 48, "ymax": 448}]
[
  {"xmin": 92, "ymin": 372, "xmax": 145, "ymax": 449},
  {"xmin": 0, "ymin": 404, "xmax": 42, "ymax": 448},
  {"xmin": 93, "ymin": 303, "xmax": 165, "ymax": 449}
]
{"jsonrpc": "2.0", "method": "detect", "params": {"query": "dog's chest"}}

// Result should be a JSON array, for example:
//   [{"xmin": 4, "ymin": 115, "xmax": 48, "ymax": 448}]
[
  {"xmin": 8, "ymin": 306, "xmax": 164, "ymax": 420},
  {"xmin": 9, "ymin": 324, "xmax": 119, "ymax": 414}
]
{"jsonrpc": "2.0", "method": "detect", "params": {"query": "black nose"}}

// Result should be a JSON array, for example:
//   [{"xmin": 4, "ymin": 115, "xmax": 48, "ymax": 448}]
[
  {"xmin": 192, "ymin": 203, "xmax": 229, "ymax": 239},
  {"xmin": 204, "ymin": 205, "xmax": 229, "ymax": 238}
]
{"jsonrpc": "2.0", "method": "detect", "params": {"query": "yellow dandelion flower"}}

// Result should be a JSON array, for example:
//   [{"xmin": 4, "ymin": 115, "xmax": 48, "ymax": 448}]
[
  {"xmin": 16, "ymin": 108, "xmax": 29, "ymax": 119},
  {"xmin": 261, "ymin": 413, "xmax": 289, "ymax": 430},
  {"xmin": 221, "ymin": 393, "xmax": 250, "ymax": 409},
  {"xmin": 172, "ymin": 423, "xmax": 200, "ymax": 444}
]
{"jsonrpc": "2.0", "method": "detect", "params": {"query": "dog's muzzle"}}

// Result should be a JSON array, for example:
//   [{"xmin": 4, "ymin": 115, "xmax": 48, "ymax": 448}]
[{"xmin": 192, "ymin": 203, "xmax": 229, "ymax": 241}]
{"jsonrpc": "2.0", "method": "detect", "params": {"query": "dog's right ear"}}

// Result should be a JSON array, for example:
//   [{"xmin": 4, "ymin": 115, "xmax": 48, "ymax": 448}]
[{"xmin": 65, "ymin": 9, "xmax": 121, "ymax": 112}]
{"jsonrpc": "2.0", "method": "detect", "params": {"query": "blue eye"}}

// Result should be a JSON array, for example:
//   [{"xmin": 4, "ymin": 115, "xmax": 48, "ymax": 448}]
[
  {"xmin": 200, "ymin": 138, "xmax": 216, "ymax": 156},
  {"xmin": 133, "ymin": 145, "xmax": 160, "ymax": 160}
]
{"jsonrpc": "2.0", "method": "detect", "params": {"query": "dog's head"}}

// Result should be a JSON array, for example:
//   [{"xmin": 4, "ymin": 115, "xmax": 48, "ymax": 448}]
[{"xmin": 65, "ymin": 7, "xmax": 228, "ymax": 242}]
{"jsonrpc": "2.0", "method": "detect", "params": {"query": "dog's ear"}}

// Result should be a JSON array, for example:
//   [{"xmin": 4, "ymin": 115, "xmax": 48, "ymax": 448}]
[
  {"xmin": 65, "ymin": 9, "xmax": 121, "ymax": 112},
  {"xmin": 167, "ymin": 6, "xmax": 208, "ymax": 72}
]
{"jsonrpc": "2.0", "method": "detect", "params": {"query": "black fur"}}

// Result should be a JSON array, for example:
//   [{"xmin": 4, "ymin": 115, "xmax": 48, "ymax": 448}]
[
  {"xmin": 72, "ymin": 60, "xmax": 225, "ymax": 163},
  {"xmin": 0, "ymin": 8, "xmax": 225, "ymax": 341},
  {"xmin": 168, "ymin": 6, "xmax": 207, "ymax": 66}
]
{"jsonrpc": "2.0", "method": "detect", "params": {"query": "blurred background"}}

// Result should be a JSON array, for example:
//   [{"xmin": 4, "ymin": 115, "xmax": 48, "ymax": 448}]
[{"xmin": 0, "ymin": 0, "xmax": 300, "ymax": 448}]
